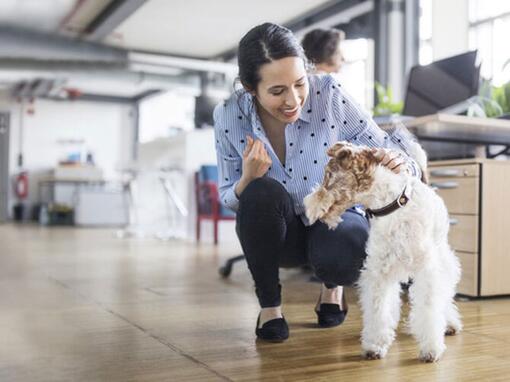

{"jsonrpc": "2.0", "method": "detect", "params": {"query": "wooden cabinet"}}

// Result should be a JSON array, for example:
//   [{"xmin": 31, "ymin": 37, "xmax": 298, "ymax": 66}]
[{"xmin": 429, "ymin": 159, "xmax": 510, "ymax": 297}]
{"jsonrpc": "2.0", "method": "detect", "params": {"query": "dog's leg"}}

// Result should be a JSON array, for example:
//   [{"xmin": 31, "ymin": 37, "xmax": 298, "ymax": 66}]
[
  {"xmin": 442, "ymin": 247, "xmax": 462, "ymax": 336},
  {"xmin": 359, "ymin": 268, "xmax": 401, "ymax": 360},
  {"xmin": 408, "ymin": 267, "xmax": 447, "ymax": 362},
  {"xmin": 444, "ymin": 301, "xmax": 462, "ymax": 336}
]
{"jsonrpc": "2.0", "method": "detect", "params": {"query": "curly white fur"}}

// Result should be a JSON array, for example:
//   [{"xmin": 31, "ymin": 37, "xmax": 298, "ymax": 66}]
[{"xmin": 304, "ymin": 141, "xmax": 462, "ymax": 363}]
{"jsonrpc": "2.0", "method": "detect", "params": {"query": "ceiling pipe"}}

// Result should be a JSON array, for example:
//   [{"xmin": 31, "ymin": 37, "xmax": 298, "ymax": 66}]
[
  {"xmin": 0, "ymin": 25, "xmax": 127, "ymax": 63},
  {"xmin": 129, "ymin": 51, "xmax": 237, "ymax": 76},
  {"xmin": 0, "ymin": 60, "xmax": 199, "ymax": 88}
]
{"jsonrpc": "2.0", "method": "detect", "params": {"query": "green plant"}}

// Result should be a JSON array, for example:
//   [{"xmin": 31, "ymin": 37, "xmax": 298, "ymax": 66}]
[
  {"xmin": 479, "ymin": 79, "xmax": 510, "ymax": 117},
  {"xmin": 373, "ymin": 82, "xmax": 404, "ymax": 116}
]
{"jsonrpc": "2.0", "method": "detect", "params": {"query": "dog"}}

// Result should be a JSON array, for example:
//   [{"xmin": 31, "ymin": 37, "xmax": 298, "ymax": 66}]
[{"xmin": 304, "ymin": 139, "xmax": 462, "ymax": 363}]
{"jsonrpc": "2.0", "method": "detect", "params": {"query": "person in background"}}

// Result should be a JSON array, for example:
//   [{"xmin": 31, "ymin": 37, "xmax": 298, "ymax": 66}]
[
  {"xmin": 301, "ymin": 28, "xmax": 346, "ymax": 74},
  {"xmin": 214, "ymin": 23, "xmax": 421, "ymax": 342}
]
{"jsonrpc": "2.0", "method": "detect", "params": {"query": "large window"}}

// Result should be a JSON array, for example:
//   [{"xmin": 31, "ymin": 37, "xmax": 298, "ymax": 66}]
[
  {"xmin": 468, "ymin": 0, "xmax": 510, "ymax": 85},
  {"xmin": 138, "ymin": 91, "xmax": 195, "ymax": 143},
  {"xmin": 418, "ymin": 0, "xmax": 433, "ymax": 65},
  {"xmin": 336, "ymin": 38, "xmax": 374, "ymax": 109}
]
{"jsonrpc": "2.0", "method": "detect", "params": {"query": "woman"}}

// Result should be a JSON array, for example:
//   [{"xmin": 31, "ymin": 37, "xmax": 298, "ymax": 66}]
[
  {"xmin": 214, "ymin": 23, "xmax": 420, "ymax": 342},
  {"xmin": 302, "ymin": 28, "xmax": 346, "ymax": 74}
]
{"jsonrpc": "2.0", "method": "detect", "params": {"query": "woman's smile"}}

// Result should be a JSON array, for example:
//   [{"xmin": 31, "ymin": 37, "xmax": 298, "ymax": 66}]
[{"xmin": 280, "ymin": 106, "xmax": 300, "ymax": 119}]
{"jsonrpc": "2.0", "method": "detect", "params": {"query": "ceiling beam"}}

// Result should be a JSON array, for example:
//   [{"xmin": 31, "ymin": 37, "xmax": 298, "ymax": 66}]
[
  {"xmin": 214, "ymin": 0, "xmax": 373, "ymax": 62},
  {"xmin": 85, "ymin": 0, "xmax": 149, "ymax": 41}
]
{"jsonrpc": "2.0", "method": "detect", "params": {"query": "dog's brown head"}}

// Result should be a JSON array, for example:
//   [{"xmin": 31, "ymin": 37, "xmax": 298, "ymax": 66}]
[{"xmin": 304, "ymin": 141, "xmax": 378, "ymax": 229}]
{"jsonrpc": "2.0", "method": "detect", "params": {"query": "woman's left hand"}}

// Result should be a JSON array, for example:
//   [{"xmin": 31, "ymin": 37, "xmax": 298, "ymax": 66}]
[{"xmin": 371, "ymin": 148, "xmax": 410, "ymax": 174}]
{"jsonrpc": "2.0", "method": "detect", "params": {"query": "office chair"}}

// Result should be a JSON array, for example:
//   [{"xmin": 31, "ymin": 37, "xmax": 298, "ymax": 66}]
[
  {"xmin": 195, "ymin": 165, "xmax": 236, "ymax": 244},
  {"xmin": 194, "ymin": 165, "xmax": 245, "ymax": 277}
]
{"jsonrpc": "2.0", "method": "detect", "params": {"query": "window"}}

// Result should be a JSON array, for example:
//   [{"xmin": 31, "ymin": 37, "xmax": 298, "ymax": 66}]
[
  {"xmin": 468, "ymin": 0, "xmax": 510, "ymax": 85},
  {"xmin": 138, "ymin": 91, "xmax": 195, "ymax": 143},
  {"xmin": 419, "ymin": 0, "xmax": 433, "ymax": 65},
  {"xmin": 336, "ymin": 38, "xmax": 374, "ymax": 109}
]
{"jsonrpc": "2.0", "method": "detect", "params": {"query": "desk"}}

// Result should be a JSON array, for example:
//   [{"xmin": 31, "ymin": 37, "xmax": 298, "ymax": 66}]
[
  {"xmin": 38, "ymin": 178, "xmax": 106, "ymax": 206},
  {"xmin": 403, "ymin": 114, "xmax": 510, "ymax": 297},
  {"xmin": 428, "ymin": 158, "xmax": 510, "ymax": 297},
  {"xmin": 38, "ymin": 178, "xmax": 128, "ymax": 226},
  {"xmin": 403, "ymin": 114, "xmax": 510, "ymax": 158}
]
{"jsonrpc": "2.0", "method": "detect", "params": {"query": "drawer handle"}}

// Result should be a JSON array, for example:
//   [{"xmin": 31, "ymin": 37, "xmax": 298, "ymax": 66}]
[
  {"xmin": 449, "ymin": 218, "xmax": 459, "ymax": 226},
  {"xmin": 430, "ymin": 169, "xmax": 461, "ymax": 177},
  {"xmin": 430, "ymin": 181, "xmax": 459, "ymax": 189}
]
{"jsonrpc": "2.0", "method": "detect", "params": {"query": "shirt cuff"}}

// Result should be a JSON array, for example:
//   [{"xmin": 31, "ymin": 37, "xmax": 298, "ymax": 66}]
[
  {"xmin": 406, "ymin": 157, "xmax": 422, "ymax": 179},
  {"xmin": 221, "ymin": 181, "xmax": 240, "ymax": 212}
]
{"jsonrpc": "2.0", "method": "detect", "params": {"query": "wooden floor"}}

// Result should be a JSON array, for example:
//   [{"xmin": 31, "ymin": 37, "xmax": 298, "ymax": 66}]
[{"xmin": 1, "ymin": 225, "xmax": 510, "ymax": 382}]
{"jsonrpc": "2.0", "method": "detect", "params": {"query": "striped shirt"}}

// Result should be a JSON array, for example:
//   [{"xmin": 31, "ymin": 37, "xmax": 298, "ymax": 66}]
[{"xmin": 213, "ymin": 74, "xmax": 420, "ymax": 225}]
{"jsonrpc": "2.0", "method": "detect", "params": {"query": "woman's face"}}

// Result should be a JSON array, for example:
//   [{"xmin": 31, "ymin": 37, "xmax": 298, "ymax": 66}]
[
  {"xmin": 253, "ymin": 56, "xmax": 309, "ymax": 125},
  {"xmin": 316, "ymin": 43, "xmax": 345, "ymax": 74},
  {"xmin": 329, "ymin": 44, "xmax": 345, "ymax": 72}
]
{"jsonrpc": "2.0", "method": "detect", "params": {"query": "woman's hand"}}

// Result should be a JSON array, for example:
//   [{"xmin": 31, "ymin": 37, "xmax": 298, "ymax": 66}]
[
  {"xmin": 242, "ymin": 136, "xmax": 272, "ymax": 179},
  {"xmin": 235, "ymin": 136, "xmax": 272, "ymax": 196},
  {"xmin": 371, "ymin": 148, "xmax": 410, "ymax": 174}
]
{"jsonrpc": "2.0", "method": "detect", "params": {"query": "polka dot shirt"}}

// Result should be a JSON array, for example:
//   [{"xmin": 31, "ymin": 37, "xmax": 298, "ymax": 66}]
[{"xmin": 213, "ymin": 74, "xmax": 420, "ymax": 224}]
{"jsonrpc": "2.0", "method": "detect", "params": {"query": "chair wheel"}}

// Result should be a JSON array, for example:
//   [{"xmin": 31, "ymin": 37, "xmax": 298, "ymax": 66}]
[{"xmin": 219, "ymin": 265, "xmax": 232, "ymax": 278}]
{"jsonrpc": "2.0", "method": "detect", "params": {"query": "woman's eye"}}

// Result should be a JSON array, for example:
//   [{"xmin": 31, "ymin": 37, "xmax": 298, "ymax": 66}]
[
  {"xmin": 271, "ymin": 90, "xmax": 284, "ymax": 96},
  {"xmin": 295, "ymin": 83, "xmax": 304, "ymax": 88}
]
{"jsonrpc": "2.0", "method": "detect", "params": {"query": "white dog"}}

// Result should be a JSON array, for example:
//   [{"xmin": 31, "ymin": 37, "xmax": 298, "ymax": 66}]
[{"xmin": 304, "ymin": 139, "xmax": 462, "ymax": 362}]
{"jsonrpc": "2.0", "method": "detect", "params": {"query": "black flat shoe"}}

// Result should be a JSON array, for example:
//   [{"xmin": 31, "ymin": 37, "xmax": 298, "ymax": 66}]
[
  {"xmin": 255, "ymin": 314, "xmax": 289, "ymax": 342},
  {"xmin": 315, "ymin": 292, "xmax": 348, "ymax": 328}
]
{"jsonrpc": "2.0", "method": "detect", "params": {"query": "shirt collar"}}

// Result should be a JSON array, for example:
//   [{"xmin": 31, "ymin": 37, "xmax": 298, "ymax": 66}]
[{"xmin": 298, "ymin": 93, "xmax": 311, "ymax": 123}]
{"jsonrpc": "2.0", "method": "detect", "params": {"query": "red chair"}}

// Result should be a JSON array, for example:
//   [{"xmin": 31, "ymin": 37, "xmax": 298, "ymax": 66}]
[{"xmin": 195, "ymin": 168, "xmax": 235, "ymax": 245}]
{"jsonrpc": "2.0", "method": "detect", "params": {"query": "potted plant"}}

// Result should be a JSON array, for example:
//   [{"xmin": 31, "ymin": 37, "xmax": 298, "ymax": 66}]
[{"xmin": 373, "ymin": 82, "xmax": 404, "ymax": 117}]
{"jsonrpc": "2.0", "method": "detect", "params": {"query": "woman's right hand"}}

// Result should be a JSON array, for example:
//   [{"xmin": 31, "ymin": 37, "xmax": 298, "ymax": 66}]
[
  {"xmin": 235, "ymin": 136, "xmax": 272, "ymax": 197},
  {"xmin": 242, "ymin": 136, "xmax": 272, "ymax": 180}
]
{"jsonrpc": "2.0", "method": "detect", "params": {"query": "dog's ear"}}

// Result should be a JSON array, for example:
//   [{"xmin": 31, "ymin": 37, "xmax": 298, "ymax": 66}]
[
  {"xmin": 364, "ymin": 149, "xmax": 379, "ymax": 168},
  {"xmin": 327, "ymin": 142, "xmax": 351, "ymax": 160}
]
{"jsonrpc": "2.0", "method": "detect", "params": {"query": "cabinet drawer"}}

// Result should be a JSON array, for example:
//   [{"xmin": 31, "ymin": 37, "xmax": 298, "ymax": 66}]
[
  {"xmin": 430, "ymin": 177, "xmax": 479, "ymax": 214},
  {"xmin": 429, "ymin": 164, "xmax": 479, "ymax": 178},
  {"xmin": 456, "ymin": 251, "xmax": 478, "ymax": 297},
  {"xmin": 448, "ymin": 214, "xmax": 479, "ymax": 253}
]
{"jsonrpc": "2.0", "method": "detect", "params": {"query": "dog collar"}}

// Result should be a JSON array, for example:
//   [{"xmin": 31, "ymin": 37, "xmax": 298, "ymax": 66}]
[{"xmin": 365, "ymin": 181, "xmax": 413, "ymax": 219}]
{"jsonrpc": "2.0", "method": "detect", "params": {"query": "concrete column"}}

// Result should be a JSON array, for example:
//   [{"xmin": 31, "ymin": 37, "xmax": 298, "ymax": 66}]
[{"xmin": 387, "ymin": 0, "xmax": 406, "ymax": 101}]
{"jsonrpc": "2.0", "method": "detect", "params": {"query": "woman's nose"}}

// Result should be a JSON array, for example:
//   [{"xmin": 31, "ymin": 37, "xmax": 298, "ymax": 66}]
[{"xmin": 285, "ymin": 89, "xmax": 300, "ymax": 107}]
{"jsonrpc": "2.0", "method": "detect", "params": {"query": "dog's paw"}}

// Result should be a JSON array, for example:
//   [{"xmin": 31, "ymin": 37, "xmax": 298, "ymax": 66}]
[
  {"xmin": 362, "ymin": 346, "xmax": 387, "ymax": 360},
  {"xmin": 418, "ymin": 346, "xmax": 445, "ymax": 363},
  {"xmin": 363, "ymin": 350, "xmax": 382, "ymax": 360},
  {"xmin": 419, "ymin": 351, "xmax": 440, "ymax": 363}
]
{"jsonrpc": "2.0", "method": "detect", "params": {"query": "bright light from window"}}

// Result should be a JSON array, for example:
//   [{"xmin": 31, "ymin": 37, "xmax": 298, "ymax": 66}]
[
  {"xmin": 139, "ymin": 91, "xmax": 195, "ymax": 143},
  {"xmin": 468, "ymin": 0, "xmax": 510, "ymax": 84},
  {"xmin": 335, "ymin": 38, "xmax": 373, "ymax": 109}
]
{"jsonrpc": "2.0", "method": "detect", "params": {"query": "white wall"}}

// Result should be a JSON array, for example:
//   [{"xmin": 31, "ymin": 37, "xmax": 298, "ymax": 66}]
[
  {"xmin": 136, "ymin": 129, "xmax": 240, "ymax": 246},
  {"xmin": 139, "ymin": 91, "xmax": 195, "ymax": 143},
  {"xmin": 431, "ymin": 0, "xmax": 469, "ymax": 60},
  {"xmin": 5, "ymin": 97, "xmax": 135, "ymax": 216}
]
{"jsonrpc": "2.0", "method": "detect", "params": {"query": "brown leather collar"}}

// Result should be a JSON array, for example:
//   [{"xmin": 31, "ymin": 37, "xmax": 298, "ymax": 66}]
[{"xmin": 365, "ymin": 185, "xmax": 410, "ymax": 219}]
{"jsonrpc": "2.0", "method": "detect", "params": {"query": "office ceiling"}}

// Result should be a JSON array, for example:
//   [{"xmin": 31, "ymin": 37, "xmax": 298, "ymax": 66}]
[
  {"xmin": 105, "ymin": 0, "xmax": 336, "ymax": 58},
  {"xmin": 0, "ymin": 0, "xmax": 337, "ymax": 57},
  {"xmin": 0, "ymin": 0, "xmax": 346, "ymax": 98}
]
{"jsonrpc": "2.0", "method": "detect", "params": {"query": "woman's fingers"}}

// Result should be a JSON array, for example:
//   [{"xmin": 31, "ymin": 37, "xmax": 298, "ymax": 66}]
[
  {"xmin": 252, "ymin": 140, "xmax": 263, "ymax": 158},
  {"xmin": 371, "ymin": 148, "xmax": 407, "ymax": 173},
  {"xmin": 243, "ymin": 136, "xmax": 255, "ymax": 157},
  {"xmin": 246, "ymin": 139, "xmax": 258, "ymax": 157}
]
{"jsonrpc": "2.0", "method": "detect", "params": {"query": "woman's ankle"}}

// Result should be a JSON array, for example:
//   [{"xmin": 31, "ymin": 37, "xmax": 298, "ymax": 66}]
[
  {"xmin": 320, "ymin": 285, "xmax": 344, "ymax": 306},
  {"xmin": 259, "ymin": 306, "xmax": 283, "ymax": 327}
]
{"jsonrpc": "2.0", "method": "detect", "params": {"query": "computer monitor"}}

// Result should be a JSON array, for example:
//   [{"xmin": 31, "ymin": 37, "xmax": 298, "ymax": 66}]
[
  {"xmin": 194, "ymin": 95, "xmax": 223, "ymax": 128},
  {"xmin": 403, "ymin": 51, "xmax": 480, "ymax": 117}
]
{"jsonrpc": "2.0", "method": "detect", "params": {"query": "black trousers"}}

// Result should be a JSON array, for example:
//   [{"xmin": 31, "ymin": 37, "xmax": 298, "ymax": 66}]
[{"xmin": 236, "ymin": 177, "xmax": 369, "ymax": 308}]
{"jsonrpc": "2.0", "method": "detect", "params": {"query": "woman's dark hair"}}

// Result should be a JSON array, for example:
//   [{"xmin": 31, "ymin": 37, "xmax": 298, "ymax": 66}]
[
  {"xmin": 237, "ymin": 23, "xmax": 307, "ymax": 91},
  {"xmin": 301, "ymin": 28, "xmax": 345, "ymax": 65}
]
